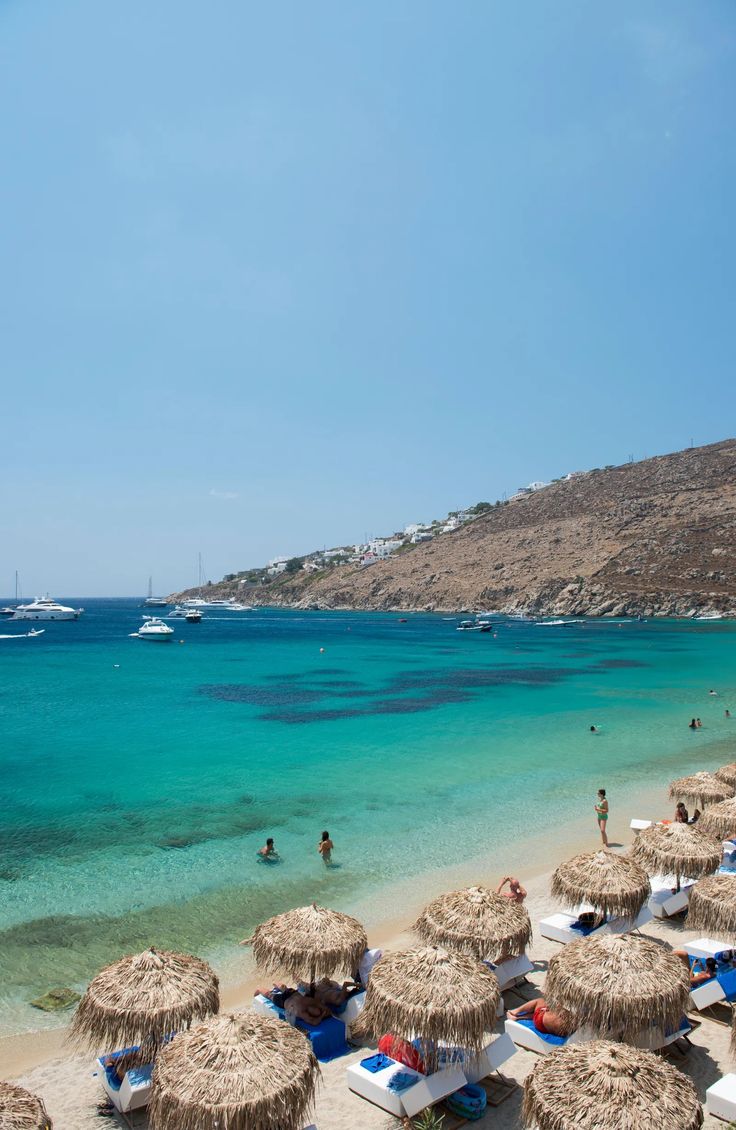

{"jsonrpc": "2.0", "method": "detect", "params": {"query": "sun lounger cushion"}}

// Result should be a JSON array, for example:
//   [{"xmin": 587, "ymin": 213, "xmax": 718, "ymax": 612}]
[
  {"xmin": 515, "ymin": 1017, "xmax": 568, "ymax": 1046},
  {"xmin": 295, "ymin": 1014, "xmax": 348, "ymax": 1061},
  {"xmin": 718, "ymin": 969, "xmax": 736, "ymax": 1001}
]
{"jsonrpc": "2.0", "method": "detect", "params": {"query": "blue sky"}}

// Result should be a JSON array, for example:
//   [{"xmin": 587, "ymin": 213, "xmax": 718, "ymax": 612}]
[{"xmin": 1, "ymin": 1, "xmax": 734, "ymax": 596}]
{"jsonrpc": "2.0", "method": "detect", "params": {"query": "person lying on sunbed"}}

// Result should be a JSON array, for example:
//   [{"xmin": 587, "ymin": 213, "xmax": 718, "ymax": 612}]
[
  {"xmin": 507, "ymin": 997, "xmax": 575, "ymax": 1036},
  {"xmin": 258, "ymin": 983, "xmax": 331, "ymax": 1025},
  {"xmin": 673, "ymin": 952, "xmax": 718, "ymax": 986},
  {"xmin": 572, "ymin": 909, "xmax": 606, "ymax": 930},
  {"xmin": 300, "ymin": 977, "xmax": 360, "ymax": 1011}
]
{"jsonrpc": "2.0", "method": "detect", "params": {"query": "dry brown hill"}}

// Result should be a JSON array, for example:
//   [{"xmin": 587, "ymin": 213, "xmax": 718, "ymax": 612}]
[{"xmin": 175, "ymin": 440, "xmax": 736, "ymax": 617}]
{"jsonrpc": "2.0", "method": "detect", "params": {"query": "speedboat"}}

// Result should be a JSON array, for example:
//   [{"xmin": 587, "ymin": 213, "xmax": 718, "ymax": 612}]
[
  {"xmin": 456, "ymin": 620, "xmax": 491, "ymax": 632},
  {"xmin": 169, "ymin": 606, "xmax": 202, "ymax": 622},
  {"xmin": 694, "ymin": 612, "xmax": 723, "ymax": 621},
  {"xmin": 0, "ymin": 607, "xmax": 16, "ymax": 617},
  {"xmin": 12, "ymin": 597, "xmax": 83, "ymax": 621},
  {"xmin": 131, "ymin": 618, "xmax": 175, "ymax": 641},
  {"xmin": 0, "ymin": 627, "xmax": 45, "ymax": 640}
]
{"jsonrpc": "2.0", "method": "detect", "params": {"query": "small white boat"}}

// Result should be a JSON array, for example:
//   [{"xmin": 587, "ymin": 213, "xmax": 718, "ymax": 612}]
[
  {"xmin": 131, "ymin": 617, "xmax": 175, "ymax": 641},
  {"xmin": 0, "ymin": 628, "xmax": 45, "ymax": 639},
  {"xmin": 169, "ymin": 606, "xmax": 202, "ymax": 622},
  {"xmin": 693, "ymin": 612, "xmax": 723, "ymax": 621},
  {"xmin": 12, "ymin": 597, "xmax": 83, "ymax": 621}
]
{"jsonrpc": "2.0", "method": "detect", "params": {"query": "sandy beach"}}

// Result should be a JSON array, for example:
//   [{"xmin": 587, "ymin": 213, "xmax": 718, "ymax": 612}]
[{"xmin": 4, "ymin": 777, "xmax": 735, "ymax": 1129}]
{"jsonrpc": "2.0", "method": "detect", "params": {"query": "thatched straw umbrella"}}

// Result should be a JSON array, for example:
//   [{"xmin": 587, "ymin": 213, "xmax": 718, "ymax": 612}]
[
  {"xmin": 688, "ymin": 874, "xmax": 736, "ymax": 940},
  {"xmin": 413, "ymin": 885, "xmax": 532, "ymax": 963},
  {"xmin": 699, "ymin": 797, "xmax": 736, "ymax": 840},
  {"xmin": 551, "ymin": 850, "xmax": 650, "ymax": 919},
  {"xmin": 522, "ymin": 1040, "xmax": 703, "ymax": 1130},
  {"xmin": 69, "ymin": 948, "xmax": 219, "ymax": 1058},
  {"xmin": 0, "ymin": 1082, "xmax": 53, "ymax": 1130},
  {"xmin": 669, "ymin": 771, "xmax": 733, "ymax": 809},
  {"xmin": 149, "ymin": 1012, "xmax": 318, "ymax": 1130},
  {"xmin": 716, "ymin": 763, "xmax": 736, "ymax": 789},
  {"xmin": 249, "ymin": 903, "xmax": 367, "ymax": 983},
  {"xmin": 545, "ymin": 933, "xmax": 690, "ymax": 1042},
  {"xmin": 629, "ymin": 821, "xmax": 721, "ymax": 890},
  {"xmin": 358, "ymin": 945, "xmax": 500, "ymax": 1071}
]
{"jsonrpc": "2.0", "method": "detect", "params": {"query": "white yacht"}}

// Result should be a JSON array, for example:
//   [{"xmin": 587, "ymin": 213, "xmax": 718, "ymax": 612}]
[
  {"xmin": 169, "ymin": 606, "xmax": 202, "ymax": 622},
  {"xmin": 12, "ymin": 597, "xmax": 83, "ymax": 621},
  {"xmin": 183, "ymin": 597, "xmax": 247, "ymax": 611},
  {"xmin": 132, "ymin": 617, "xmax": 174, "ymax": 641},
  {"xmin": 143, "ymin": 576, "xmax": 168, "ymax": 607}
]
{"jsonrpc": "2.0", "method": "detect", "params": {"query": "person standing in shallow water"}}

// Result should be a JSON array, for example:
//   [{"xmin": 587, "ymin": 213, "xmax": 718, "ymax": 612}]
[
  {"xmin": 595, "ymin": 789, "xmax": 609, "ymax": 847},
  {"xmin": 318, "ymin": 830, "xmax": 334, "ymax": 865}
]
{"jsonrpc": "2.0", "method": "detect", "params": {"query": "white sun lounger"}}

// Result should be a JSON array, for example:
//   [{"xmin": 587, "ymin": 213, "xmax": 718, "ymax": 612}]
[
  {"xmin": 707, "ymin": 1074, "xmax": 736, "ymax": 1122},
  {"xmin": 648, "ymin": 875, "xmax": 694, "ymax": 918},
  {"xmin": 630, "ymin": 1017, "xmax": 693, "ymax": 1051},
  {"xmin": 686, "ymin": 937, "xmax": 732, "ymax": 960},
  {"xmin": 487, "ymin": 952, "xmax": 534, "ymax": 990},
  {"xmin": 504, "ymin": 1018, "xmax": 588, "ymax": 1055},
  {"xmin": 463, "ymin": 1033, "xmax": 517, "ymax": 1082},
  {"xmin": 96, "ymin": 1054, "xmax": 152, "ymax": 1114},
  {"xmin": 630, "ymin": 818, "xmax": 653, "ymax": 831},
  {"xmin": 539, "ymin": 905, "xmax": 652, "ymax": 945},
  {"xmin": 346, "ymin": 1057, "xmax": 466, "ymax": 1119}
]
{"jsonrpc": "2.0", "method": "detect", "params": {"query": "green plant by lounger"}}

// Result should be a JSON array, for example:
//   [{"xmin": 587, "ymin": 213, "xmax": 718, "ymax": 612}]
[{"xmin": 412, "ymin": 1109, "xmax": 446, "ymax": 1130}]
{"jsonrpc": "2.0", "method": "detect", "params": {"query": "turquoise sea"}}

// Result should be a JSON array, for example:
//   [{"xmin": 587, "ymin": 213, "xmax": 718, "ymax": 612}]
[{"xmin": 1, "ymin": 601, "xmax": 735, "ymax": 1035}]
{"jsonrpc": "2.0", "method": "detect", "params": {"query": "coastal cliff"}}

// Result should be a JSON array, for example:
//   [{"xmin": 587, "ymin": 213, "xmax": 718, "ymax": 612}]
[{"xmin": 173, "ymin": 440, "xmax": 736, "ymax": 617}]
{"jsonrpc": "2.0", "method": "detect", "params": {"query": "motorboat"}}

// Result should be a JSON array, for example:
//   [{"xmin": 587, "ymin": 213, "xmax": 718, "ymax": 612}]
[
  {"xmin": 132, "ymin": 618, "xmax": 175, "ymax": 641},
  {"xmin": 0, "ymin": 628, "xmax": 45, "ymax": 640},
  {"xmin": 693, "ymin": 612, "xmax": 723, "ymax": 621},
  {"xmin": 456, "ymin": 620, "xmax": 492, "ymax": 632},
  {"xmin": 169, "ymin": 606, "xmax": 202, "ymax": 622},
  {"xmin": 12, "ymin": 597, "xmax": 83, "ymax": 621},
  {"xmin": 0, "ymin": 607, "xmax": 16, "ymax": 617}
]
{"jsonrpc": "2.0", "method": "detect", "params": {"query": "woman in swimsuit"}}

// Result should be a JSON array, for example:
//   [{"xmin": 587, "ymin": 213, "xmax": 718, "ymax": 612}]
[
  {"xmin": 595, "ymin": 789, "xmax": 609, "ymax": 847},
  {"xmin": 318, "ymin": 830, "xmax": 334, "ymax": 865},
  {"xmin": 507, "ymin": 997, "xmax": 573, "ymax": 1037}
]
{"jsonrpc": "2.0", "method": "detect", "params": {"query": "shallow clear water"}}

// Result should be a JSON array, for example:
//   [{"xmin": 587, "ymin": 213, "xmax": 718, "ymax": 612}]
[{"xmin": 1, "ymin": 601, "xmax": 735, "ymax": 1034}]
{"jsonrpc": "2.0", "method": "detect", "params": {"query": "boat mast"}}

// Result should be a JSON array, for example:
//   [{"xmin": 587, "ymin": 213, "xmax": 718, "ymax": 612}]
[
  {"xmin": 198, "ymin": 553, "xmax": 204, "ymax": 594},
  {"xmin": 148, "ymin": 575, "xmax": 153, "ymax": 599}
]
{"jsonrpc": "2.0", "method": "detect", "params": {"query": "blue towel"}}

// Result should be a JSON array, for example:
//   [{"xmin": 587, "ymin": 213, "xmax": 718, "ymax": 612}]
[
  {"xmin": 387, "ymin": 1071, "xmax": 418, "ymax": 1094},
  {"xmin": 127, "ymin": 1065, "xmax": 153, "ymax": 1088},
  {"xmin": 360, "ymin": 1053, "xmax": 393, "ymax": 1074},
  {"xmin": 516, "ymin": 1016, "xmax": 568, "ymax": 1046}
]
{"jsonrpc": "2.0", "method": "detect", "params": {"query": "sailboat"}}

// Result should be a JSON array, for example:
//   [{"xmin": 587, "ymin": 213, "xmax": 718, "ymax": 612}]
[
  {"xmin": 1, "ymin": 571, "xmax": 21, "ymax": 616},
  {"xmin": 143, "ymin": 576, "xmax": 169, "ymax": 608}
]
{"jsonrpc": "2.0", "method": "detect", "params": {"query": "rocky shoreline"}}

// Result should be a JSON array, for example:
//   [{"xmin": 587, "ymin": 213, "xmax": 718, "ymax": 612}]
[{"xmin": 172, "ymin": 440, "xmax": 736, "ymax": 620}]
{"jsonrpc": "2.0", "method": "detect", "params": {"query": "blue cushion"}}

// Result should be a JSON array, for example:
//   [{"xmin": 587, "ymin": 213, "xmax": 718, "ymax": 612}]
[
  {"xmin": 360, "ymin": 1053, "xmax": 393, "ymax": 1074},
  {"xmin": 295, "ymin": 1015, "xmax": 349, "ymax": 1062},
  {"xmin": 718, "ymin": 969, "xmax": 736, "ymax": 1000},
  {"xmin": 127, "ymin": 1065, "xmax": 153, "ymax": 1088},
  {"xmin": 516, "ymin": 1017, "xmax": 568, "ymax": 1046}
]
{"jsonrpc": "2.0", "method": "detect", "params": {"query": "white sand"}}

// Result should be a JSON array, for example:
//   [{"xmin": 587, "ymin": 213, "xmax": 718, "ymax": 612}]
[{"xmin": 5, "ymin": 799, "xmax": 735, "ymax": 1128}]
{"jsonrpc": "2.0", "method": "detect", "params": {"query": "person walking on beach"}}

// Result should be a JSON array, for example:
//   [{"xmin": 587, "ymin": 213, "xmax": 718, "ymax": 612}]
[
  {"xmin": 318, "ymin": 830, "xmax": 334, "ymax": 865},
  {"xmin": 497, "ymin": 876, "xmax": 527, "ymax": 904},
  {"xmin": 595, "ymin": 789, "xmax": 609, "ymax": 847}
]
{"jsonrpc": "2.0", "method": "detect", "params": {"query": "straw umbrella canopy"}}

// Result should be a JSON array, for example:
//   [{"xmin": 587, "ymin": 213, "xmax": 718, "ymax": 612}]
[
  {"xmin": 413, "ymin": 885, "xmax": 532, "ymax": 963},
  {"xmin": 551, "ymin": 850, "xmax": 650, "ymax": 920},
  {"xmin": 357, "ymin": 945, "xmax": 500, "ymax": 1071},
  {"xmin": 149, "ymin": 1012, "xmax": 318, "ymax": 1130},
  {"xmin": 69, "ymin": 948, "xmax": 219, "ymax": 1057},
  {"xmin": 716, "ymin": 764, "xmax": 736, "ymax": 789},
  {"xmin": 545, "ymin": 933, "xmax": 690, "ymax": 1041},
  {"xmin": 0, "ymin": 1082, "xmax": 53, "ymax": 1130},
  {"xmin": 699, "ymin": 796, "xmax": 736, "ymax": 839},
  {"xmin": 669, "ymin": 771, "xmax": 733, "ymax": 809},
  {"xmin": 630, "ymin": 822, "xmax": 721, "ymax": 889},
  {"xmin": 688, "ymin": 874, "xmax": 736, "ymax": 940},
  {"xmin": 249, "ymin": 903, "xmax": 367, "ymax": 983},
  {"xmin": 522, "ymin": 1040, "xmax": 703, "ymax": 1130}
]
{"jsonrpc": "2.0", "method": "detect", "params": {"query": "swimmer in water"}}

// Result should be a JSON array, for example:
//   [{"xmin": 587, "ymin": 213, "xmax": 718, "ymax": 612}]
[
  {"xmin": 726, "ymin": 709, "xmax": 732, "ymax": 719},
  {"xmin": 258, "ymin": 837, "xmax": 278, "ymax": 859},
  {"xmin": 318, "ymin": 830, "xmax": 334, "ymax": 865},
  {"xmin": 590, "ymin": 725, "xmax": 599, "ymax": 734}
]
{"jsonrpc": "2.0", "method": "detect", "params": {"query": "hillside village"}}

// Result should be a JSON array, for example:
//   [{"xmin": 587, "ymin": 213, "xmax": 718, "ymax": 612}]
[{"xmin": 219, "ymin": 475, "xmax": 584, "ymax": 585}]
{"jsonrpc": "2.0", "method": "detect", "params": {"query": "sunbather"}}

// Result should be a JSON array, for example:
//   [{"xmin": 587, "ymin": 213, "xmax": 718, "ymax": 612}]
[
  {"xmin": 258, "ymin": 983, "xmax": 330, "ymax": 1025},
  {"xmin": 673, "ymin": 951, "xmax": 718, "ymax": 986},
  {"xmin": 496, "ymin": 876, "xmax": 527, "ymax": 904},
  {"xmin": 299, "ymin": 977, "xmax": 360, "ymax": 1010},
  {"xmin": 507, "ymin": 997, "xmax": 574, "ymax": 1036},
  {"xmin": 675, "ymin": 802, "xmax": 689, "ymax": 823}
]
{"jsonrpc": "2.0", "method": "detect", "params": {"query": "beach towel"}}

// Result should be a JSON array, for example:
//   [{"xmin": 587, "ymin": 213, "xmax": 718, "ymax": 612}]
[
  {"xmin": 386, "ymin": 1071, "xmax": 418, "ymax": 1094},
  {"xmin": 360, "ymin": 1053, "xmax": 393, "ymax": 1074}
]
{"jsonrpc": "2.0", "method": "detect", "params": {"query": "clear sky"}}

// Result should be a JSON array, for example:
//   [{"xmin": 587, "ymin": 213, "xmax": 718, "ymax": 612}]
[{"xmin": 1, "ymin": 1, "xmax": 734, "ymax": 596}]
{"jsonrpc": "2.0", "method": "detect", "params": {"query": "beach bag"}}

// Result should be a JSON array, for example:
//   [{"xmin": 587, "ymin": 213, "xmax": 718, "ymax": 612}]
[{"xmin": 445, "ymin": 1083, "xmax": 487, "ymax": 1120}]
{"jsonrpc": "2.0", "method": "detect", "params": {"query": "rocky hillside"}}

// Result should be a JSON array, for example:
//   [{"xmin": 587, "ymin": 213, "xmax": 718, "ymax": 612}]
[{"xmin": 174, "ymin": 440, "xmax": 736, "ymax": 617}]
